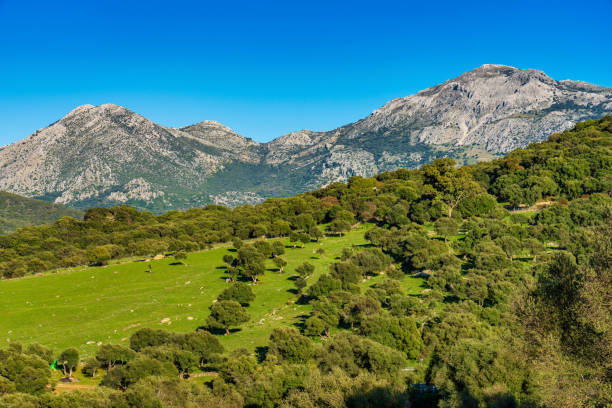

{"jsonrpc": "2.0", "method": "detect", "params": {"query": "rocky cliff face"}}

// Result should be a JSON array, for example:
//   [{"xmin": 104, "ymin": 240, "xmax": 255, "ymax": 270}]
[{"xmin": 1, "ymin": 65, "xmax": 611, "ymax": 210}]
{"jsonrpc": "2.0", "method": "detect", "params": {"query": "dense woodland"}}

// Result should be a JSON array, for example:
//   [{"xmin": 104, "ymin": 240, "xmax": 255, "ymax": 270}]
[{"xmin": 0, "ymin": 116, "xmax": 611, "ymax": 407}]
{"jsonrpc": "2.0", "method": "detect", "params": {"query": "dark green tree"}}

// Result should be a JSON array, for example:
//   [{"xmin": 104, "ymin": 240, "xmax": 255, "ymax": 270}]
[{"xmin": 207, "ymin": 300, "xmax": 250, "ymax": 335}]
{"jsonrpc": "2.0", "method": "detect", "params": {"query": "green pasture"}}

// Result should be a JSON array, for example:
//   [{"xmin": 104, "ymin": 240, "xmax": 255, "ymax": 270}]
[{"xmin": 0, "ymin": 224, "xmax": 427, "ymax": 357}]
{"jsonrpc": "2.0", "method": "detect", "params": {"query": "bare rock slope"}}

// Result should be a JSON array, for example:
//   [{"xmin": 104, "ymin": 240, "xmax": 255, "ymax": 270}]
[{"xmin": 1, "ymin": 65, "xmax": 610, "ymax": 210}]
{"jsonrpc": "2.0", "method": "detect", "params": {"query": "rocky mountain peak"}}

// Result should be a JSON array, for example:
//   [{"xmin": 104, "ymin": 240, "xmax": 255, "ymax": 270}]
[
  {"xmin": 180, "ymin": 120, "xmax": 259, "ymax": 149},
  {"xmin": 1, "ymin": 65, "xmax": 610, "ymax": 211}
]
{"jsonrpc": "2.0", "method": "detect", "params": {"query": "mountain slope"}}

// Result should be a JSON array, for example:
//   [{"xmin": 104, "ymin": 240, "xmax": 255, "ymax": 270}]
[
  {"xmin": 1, "ymin": 64, "xmax": 611, "ymax": 211},
  {"xmin": 0, "ymin": 191, "xmax": 83, "ymax": 234},
  {"xmin": 0, "ymin": 104, "xmax": 263, "ymax": 211}
]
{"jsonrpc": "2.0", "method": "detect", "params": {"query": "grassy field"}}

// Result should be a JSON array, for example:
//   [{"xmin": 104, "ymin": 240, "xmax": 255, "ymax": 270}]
[{"xmin": 0, "ymin": 224, "xmax": 427, "ymax": 357}]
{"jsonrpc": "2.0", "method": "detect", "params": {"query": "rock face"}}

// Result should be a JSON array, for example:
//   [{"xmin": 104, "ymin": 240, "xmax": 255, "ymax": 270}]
[{"xmin": 1, "ymin": 64, "xmax": 611, "ymax": 211}]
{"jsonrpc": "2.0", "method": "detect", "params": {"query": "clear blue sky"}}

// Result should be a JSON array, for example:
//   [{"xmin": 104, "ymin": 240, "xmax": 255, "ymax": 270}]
[{"xmin": 1, "ymin": 0, "xmax": 611, "ymax": 145}]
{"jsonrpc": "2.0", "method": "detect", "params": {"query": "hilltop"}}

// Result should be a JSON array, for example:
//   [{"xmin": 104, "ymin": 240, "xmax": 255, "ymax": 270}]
[{"xmin": 1, "ymin": 65, "xmax": 610, "ymax": 211}]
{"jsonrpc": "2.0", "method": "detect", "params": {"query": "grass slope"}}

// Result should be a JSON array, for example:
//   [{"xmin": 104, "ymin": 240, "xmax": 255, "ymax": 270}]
[
  {"xmin": 0, "ymin": 191, "xmax": 83, "ymax": 234},
  {"xmin": 0, "ymin": 224, "xmax": 427, "ymax": 357}
]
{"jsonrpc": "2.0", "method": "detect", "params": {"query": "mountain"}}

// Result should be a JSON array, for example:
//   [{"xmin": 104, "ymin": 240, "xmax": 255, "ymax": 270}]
[
  {"xmin": 1, "ymin": 64, "xmax": 611, "ymax": 211},
  {"xmin": 0, "ymin": 191, "xmax": 83, "ymax": 234}
]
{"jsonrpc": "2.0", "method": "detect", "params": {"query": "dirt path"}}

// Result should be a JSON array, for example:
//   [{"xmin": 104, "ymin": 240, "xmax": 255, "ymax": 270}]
[
  {"xmin": 507, "ymin": 200, "xmax": 555, "ymax": 214},
  {"xmin": 54, "ymin": 383, "xmax": 97, "ymax": 394}
]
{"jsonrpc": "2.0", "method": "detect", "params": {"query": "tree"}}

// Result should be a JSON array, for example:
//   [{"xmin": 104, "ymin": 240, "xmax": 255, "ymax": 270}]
[
  {"xmin": 295, "ymin": 262, "xmax": 315, "ymax": 278},
  {"xmin": 330, "ymin": 261, "xmax": 362, "ymax": 285},
  {"xmin": 87, "ymin": 246, "xmax": 111, "ymax": 266},
  {"xmin": 207, "ymin": 300, "xmax": 250, "ymax": 335},
  {"xmin": 423, "ymin": 158, "xmax": 481, "ymax": 218},
  {"xmin": 435, "ymin": 217, "xmax": 459, "ymax": 242},
  {"xmin": 178, "ymin": 331, "xmax": 224, "ymax": 366},
  {"xmin": 59, "ymin": 348, "xmax": 79, "ymax": 378},
  {"xmin": 173, "ymin": 349, "xmax": 198, "ymax": 378},
  {"xmin": 174, "ymin": 250, "xmax": 187, "ymax": 263},
  {"xmin": 226, "ymin": 266, "xmax": 240, "ymax": 282},
  {"xmin": 360, "ymin": 316, "xmax": 422, "ymax": 359},
  {"xmin": 236, "ymin": 245, "xmax": 266, "ymax": 283},
  {"xmin": 217, "ymin": 282, "xmax": 255, "ymax": 306},
  {"xmin": 129, "ymin": 328, "xmax": 172, "ymax": 352},
  {"xmin": 25, "ymin": 343, "xmax": 53, "ymax": 364},
  {"xmin": 271, "ymin": 240, "xmax": 285, "ymax": 257},
  {"xmin": 222, "ymin": 254, "xmax": 235, "ymax": 266},
  {"xmin": 294, "ymin": 277, "xmax": 307, "ymax": 293},
  {"xmin": 329, "ymin": 219, "xmax": 351, "ymax": 236},
  {"xmin": 304, "ymin": 316, "xmax": 327, "ymax": 337},
  {"xmin": 253, "ymin": 241, "xmax": 273, "ymax": 258},
  {"xmin": 298, "ymin": 232, "xmax": 311, "ymax": 247},
  {"xmin": 232, "ymin": 238, "xmax": 243, "ymax": 250},
  {"xmin": 82, "ymin": 357, "xmax": 100, "ymax": 378},
  {"xmin": 309, "ymin": 226, "xmax": 324, "ymax": 241},
  {"xmin": 307, "ymin": 275, "xmax": 342, "ymax": 299},
  {"xmin": 267, "ymin": 327, "xmax": 313, "ymax": 363},
  {"xmin": 524, "ymin": 238, "xmax": 545, "ymax": 262},
  {"xmin": 342, "ymin": 295, "xmax": 382, "ymax": 329},
  {"xmin": 495, "ymin": 235, "xmax": 521, "ymax": 261},
  {"xmin": 272, "ymin": 256, "xmax": 287, "ymax": 273},
  {"xmin": 15, "ymin": 366, "xmax": 49, "ymax": 395},
  {"xmin": 96, "ymin": 344, "xmax": 135, "ymax": 369},
  {"xmin": 289, "ymin": 231, "xmax": 300, "ymax": 248}
]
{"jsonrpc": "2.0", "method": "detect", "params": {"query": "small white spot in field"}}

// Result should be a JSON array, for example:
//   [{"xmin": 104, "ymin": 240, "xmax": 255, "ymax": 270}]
[
  {"xmin": 185, "ymin": 281, "xmax": 191, "ymax": 285},
  {"xmin": 187, "ymin": 316, "xmax": 194, "ymax": 320}
]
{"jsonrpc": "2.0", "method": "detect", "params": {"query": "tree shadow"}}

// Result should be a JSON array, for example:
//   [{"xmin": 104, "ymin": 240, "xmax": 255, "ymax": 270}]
[
  {"xmin": 296, "ymin": 294, "xmax": 310, "ymax": 305},
  {"xmin": 287, "ymin": 288, "xmax": 299, "ymax": 295},
  {"xmin": 255, "ymin": 346, "xmax": 268, "ymax": 363},
  {"xmin": 169, "ymin": 262, "xmax": 183, "ymax": 266},
  {"xmin": 199, "ymin": 326, "xmax": 242, "ymax": 336}
]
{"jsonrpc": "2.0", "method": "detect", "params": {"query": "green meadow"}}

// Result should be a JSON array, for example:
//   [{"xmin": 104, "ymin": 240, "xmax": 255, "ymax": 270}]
[{"xmin": 0, "ymin": 224, "xmax": 427, "ymax": 357}]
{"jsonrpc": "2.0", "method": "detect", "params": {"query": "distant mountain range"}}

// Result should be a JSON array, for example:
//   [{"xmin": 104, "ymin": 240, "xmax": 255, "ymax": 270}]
[
  {"xmin": 0, "ymin": 191, "xmax": 83, "ymax": 234},
  {"xmin": 1, "ymin": 64, "xmax": 611, "ymax": 211}
]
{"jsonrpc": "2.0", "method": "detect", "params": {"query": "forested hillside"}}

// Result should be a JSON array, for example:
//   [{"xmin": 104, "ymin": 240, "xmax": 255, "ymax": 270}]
[
  {"xmin": 0, "ymin": 116, "xmax": 610, "ymax": 407},
  {"xmin": 0, "ymin": 191, "xmax": 83, "ymax": 234}
]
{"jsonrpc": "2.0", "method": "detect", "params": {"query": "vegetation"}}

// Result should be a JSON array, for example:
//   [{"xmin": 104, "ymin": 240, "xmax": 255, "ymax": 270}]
[
  {"xmin": 0, "ymin": 191, "xmax": 83, "ymax": 234},
  {"xmin": 0, "ymin": 116, "xmax": 611, "ymax": 407}
]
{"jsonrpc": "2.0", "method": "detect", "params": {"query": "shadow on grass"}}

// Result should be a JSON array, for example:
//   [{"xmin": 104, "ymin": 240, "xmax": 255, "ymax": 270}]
[
  {"xmin": 197, "ymin": 326, "xmax": 242, "ymax": 336},
  {"xmin": 255, "ymin": 346, "xmax": 268, "ymax": 363},
  {"xmin": 296, "ymin": 294, "xmax": 310, "ymax": 305}
]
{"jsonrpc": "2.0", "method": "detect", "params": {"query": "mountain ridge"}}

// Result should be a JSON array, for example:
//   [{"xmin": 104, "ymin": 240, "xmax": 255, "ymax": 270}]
[{"xmin": 1, "ymin": 64, "xmax": 611, "ymax": 211}]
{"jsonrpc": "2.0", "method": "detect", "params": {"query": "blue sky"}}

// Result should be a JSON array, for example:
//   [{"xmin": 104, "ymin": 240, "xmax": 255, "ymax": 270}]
[{"xmin": 0, "ymin": 0, "xmax": 611, "ymax": 145}]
